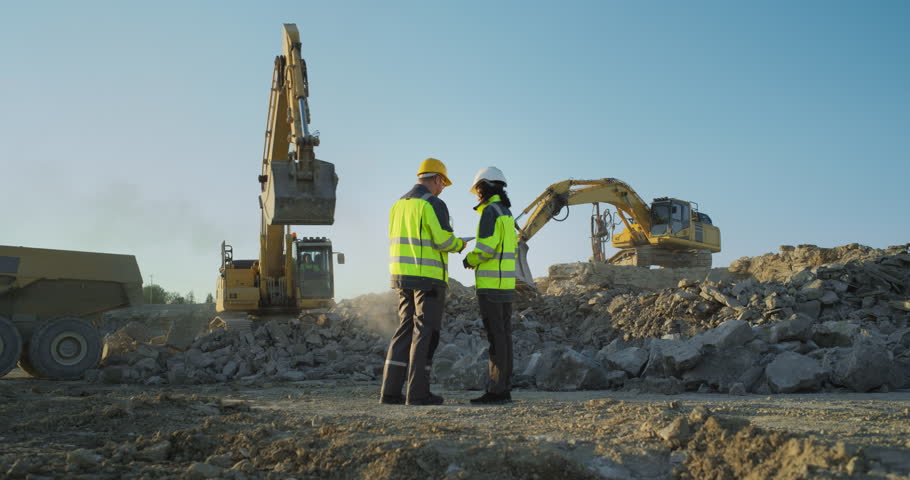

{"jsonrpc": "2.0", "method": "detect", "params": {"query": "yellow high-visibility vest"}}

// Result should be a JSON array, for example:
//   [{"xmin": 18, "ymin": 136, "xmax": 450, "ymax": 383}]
[
  {"xmin": 465, "ymin": 194, "xmax": 516, "ymax": 299},
  {"xmin": 389, "ymin": 184, "xmax": 464, "ymax": 290}
]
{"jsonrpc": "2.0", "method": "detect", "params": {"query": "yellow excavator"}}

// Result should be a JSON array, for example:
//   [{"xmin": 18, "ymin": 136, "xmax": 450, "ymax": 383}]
[
  {"xmin": 515, "ymin": 178, "xmax": 721, "ymax": 286},
  {"xmin": 213, "ymin": 24, "xmax": 343, "ymax": 329}
]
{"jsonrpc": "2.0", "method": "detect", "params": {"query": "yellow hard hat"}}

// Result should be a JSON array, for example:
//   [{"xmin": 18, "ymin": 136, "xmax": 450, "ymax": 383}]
[{"xmin": 417, "ymin": 158, "xmax": 452, "ymax": 186}]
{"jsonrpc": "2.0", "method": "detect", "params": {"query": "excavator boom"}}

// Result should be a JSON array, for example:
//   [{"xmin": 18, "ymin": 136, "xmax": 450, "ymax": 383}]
[
  {"xmin": 260, "ymin": 24, "xmax": 338, "ymax": 226},
  {"xmin": 517, "ymin": 179, "xmax": 652, "ymax": 243},
  {"xmin": 515, "ymin": 178, "xmax": 721, "ymax": 288}
]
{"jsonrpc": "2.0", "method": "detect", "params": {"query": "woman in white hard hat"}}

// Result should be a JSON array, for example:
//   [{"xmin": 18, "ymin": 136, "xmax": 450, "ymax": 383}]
[{"xmin": 462, "ymin": 167, "xmax": 518, "ymax": 404}]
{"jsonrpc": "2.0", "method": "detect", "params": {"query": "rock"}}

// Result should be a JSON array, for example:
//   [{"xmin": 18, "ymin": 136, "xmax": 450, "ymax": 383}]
[
  {"xmin": 137, "ymin": 440, "xmax": 171, "ymax": 462},
  {"xmin": 765, "ymin": 352, "xmax": 826, "ymax": 393},
  {"xmin": 819, "ymin": 290, "xmax": 839, "ymax": 305},
  {"xmin": 66, "ymin": 448, "xmax": 102, "ymax": 468},
  {"xmin": 186, "ymin": 349, "xmax": 215, "ymax": 369},
  {"xmin": 535, "ymin": 347, "xmax": 610, "ymax": 391},
  {"xmin": 683, "ymin": 347, "xmax": 759, "ymax": 392},
  {"xmin": 121, "ymin": 321, "xmax": 155, "ymax": 343},
  {"xmin": 770, "ymin": 314, "xmax": 814, "ymax": 343},
  {"xmin": 601, "ymin": 347, "xmax": 649, "ymax": 377},
  {"xmin": 789, "ymin": 269, "xmax": 816, "ymax": 287},
  {"xmin": 167, "ymin": 362, "xmax": 189, "ymax": 385},
  {"xmin": 185, "ymin": 462, "xmax": 224, "ymax": 479},
  {"xmin": 265, "ymin": 321, "xmax": 291, "ymax": 345},
  {"xmin": 205, "ymin": 454, "xmax": 235, "ymax": 469},
  {"xmin": 678, "ymin": 278, "xmax": 698, "ymax": 289},
  {"xmin": 521, "ymin": 352, "xmax": 542, "ymax": 376},
  {"xmin": 100, "ymin": 366, "xmax": 128, "ymax": 384},
  {"xmin": 231, "ymin": 460, "xmax": 255, "ymax": 473},
  {"xmin": 831, "ymin": 338, "xmax": 891, "ymax": 392},
  {"xmin": 801, "ymin": 280, "xmax": 825, "ymax": 300},
  {"xmin": 642, "ymin": 339, "xmax": 701, "ymax": 377},
  {"xmin": 728, "ymin": 382, "xmax": 746, "ymax": 396},
  {"xmin": 656, "ymin": 417, "xmax": 692, "ymax": 447},
  {"xmin": 813, "ymin": 321, "xmax": 859, "ymax": 347},
  {"xmin": 887, "ymin": 328, "xmax": 910, "ymax": 347},
  {"xmin": 700, "ymin": 285, "xmax": 741, "ymax": 308},
  {"xmin": 691, "ymin": 319, "xmax": 755, "ymax": 351},
  {"xmin": 222, "ymin": 360, "xmax": 239, "ymax": 378},
  {"xmin": 442, "ymin": 348, "xmax": 488, "ymax": 390},
  {"xmin": 133, "ymin": 357, "xmax": 159, "ymax": 372},
  {"xmin": 689, "ymin": 406, "xmax": 710, "ymax": 423},
  {"xmin": 133, "ymin": 344, "xmax": 161, "ymax": 360},
  {"xmin": 794, "ymin": 300, "xmax": 821, "ymax": 320}
]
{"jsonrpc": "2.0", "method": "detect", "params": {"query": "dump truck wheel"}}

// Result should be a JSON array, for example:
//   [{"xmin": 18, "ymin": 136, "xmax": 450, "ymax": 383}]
[
  {"xmin": 0, "ymin": 316, "xmax": 23, "ymax": 377},
  {"xmin": 27, "ymin": 318, "xmax": 102, "ymax": 380}
]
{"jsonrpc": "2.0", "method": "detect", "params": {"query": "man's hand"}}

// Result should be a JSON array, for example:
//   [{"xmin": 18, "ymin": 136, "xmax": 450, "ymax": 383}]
[{"xmin": 462, "ymin": 257, "xmax": 474, "ymax": 270}]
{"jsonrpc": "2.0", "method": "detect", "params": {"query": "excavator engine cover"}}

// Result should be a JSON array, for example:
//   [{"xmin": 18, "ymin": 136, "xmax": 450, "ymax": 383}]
[{"xmin": 261, "ymin": 159, "xmax": 338, "ymax": 225}]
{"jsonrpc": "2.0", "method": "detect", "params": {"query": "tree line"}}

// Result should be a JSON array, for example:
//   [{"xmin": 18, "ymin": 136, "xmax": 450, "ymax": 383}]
[{"xmin": 143, "ymin": 284, "xmax": 214, "ymax": 305}]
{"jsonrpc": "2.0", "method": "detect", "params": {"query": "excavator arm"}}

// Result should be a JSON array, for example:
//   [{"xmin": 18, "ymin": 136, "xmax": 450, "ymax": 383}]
[
  {"xmin": 258, "ymin": 24, "xmax": 337, "ymax": 302},
  {"xmin": 259, "ymin": 23, "xmax": 338, "ymax": 227},
  {"xmin": 517, "ymin": 178, "xmax": 653, "ymax": 244}
]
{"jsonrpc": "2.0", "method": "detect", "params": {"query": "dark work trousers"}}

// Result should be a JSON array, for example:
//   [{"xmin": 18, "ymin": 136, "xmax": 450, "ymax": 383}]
[
  {"xmin": 380, "ymin": 285, "xmax": 446, "ymax": 401},
  {"xmin": 478, "ymin": 294, "xmax": 513, "ymax": 394}
]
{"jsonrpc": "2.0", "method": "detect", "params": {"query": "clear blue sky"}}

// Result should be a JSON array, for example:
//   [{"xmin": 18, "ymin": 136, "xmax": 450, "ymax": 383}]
[{"xmin": 1, "ymin": 1, "xmax": 907, "ymax": 300}]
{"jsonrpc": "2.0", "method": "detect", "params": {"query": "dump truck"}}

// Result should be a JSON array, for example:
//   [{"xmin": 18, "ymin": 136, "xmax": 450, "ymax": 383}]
[
  {"xmin": 214, "ymin": 24, "xmax": 343, "ymax": 330},
  {"xmin": 0, "ymin": 246, "xmax": 143, "ymax": 379}
]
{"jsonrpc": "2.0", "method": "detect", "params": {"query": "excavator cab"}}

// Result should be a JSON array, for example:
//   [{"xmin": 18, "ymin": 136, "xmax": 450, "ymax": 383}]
[
  {"xmin": 293, "ymin": 237, "xmax": 343, "ymax": 307},
  {"xmin": 649, "ymin": 198, "xmax": 691, "ymax": 237}
]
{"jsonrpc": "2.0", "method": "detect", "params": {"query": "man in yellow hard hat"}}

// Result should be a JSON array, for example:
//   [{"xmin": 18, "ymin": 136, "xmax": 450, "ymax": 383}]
[{"xmin": 382, "ymin": 158, "xmax": 465, "ymax": 406}]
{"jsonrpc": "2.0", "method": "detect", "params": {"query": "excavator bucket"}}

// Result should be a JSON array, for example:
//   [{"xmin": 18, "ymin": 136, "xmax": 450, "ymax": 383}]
[
  {"xmin": 514, "ymin": 240, "xmax": 537, "ymax": 291},
  {"xmin": 261, "ymin": 159, "xmax": 338, "ymax": 225}
]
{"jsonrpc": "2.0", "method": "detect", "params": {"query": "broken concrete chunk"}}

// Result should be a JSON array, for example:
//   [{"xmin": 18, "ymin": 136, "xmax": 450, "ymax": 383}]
[
  {"xmin": 692, "ymin": 319, "xmax": 755, "ymax": 351},
  {"xmin": 831, "ymin": 338, "xmax": 891, "ymax": 392},
  {"xmin": 765, "ymin": 351, "xmax": 826, "ymax": 393},
  {"xmin": 770, "ymin": 314, "xmax": 814, "ymax": 343},
  {"xmin": 813, "ymin": 321, "xmax": 859, "ymax": 347},
  {"xmin": 643, "ymin": 339, "xmax": 702, "ymax": 378},
  {"xmin": 601, "ymin": 347, "xmax": 649, "ymax": 377},
  {"xmin": 536, "ymin": 347, "xmax": 609, "ymax": 391}
]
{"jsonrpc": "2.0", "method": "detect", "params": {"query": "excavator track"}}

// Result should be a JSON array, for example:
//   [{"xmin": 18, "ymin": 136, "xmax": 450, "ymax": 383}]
[{"xmin": 607, "ymin": 247, "xmax": 712, "ymax": 269}]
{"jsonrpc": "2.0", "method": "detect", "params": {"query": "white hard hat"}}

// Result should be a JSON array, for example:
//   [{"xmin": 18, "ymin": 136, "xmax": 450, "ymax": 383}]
[{"xmin": 470, "ymin": 167, "xmax": 507, "ymax": 194}]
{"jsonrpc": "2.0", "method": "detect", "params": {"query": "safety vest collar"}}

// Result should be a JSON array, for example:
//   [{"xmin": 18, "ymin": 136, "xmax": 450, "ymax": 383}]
[
  {"xmin": 473, "ymin": 194, "xmax": 503, "ymax": 214},
  {"xmin": 402, "ymin": 183, "xmax": 435, "ymax": 201}
]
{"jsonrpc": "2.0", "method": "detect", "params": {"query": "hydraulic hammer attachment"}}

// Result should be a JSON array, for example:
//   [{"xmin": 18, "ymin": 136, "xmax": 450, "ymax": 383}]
[{"xmin": 261, "ymin": 158, "xmax": 338, "ymax": 225}]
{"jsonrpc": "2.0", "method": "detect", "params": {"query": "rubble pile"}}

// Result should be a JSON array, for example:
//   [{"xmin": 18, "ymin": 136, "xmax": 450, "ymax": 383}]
[
  {"xmin": 93, "ymin": 243, "xmax": 910, "ymax": 394},
  {"xmin": 91, "ymin": 313, "xmax": 389, "ymax": 385},
  {"xmin": 728, "ymin": 242, "xmax": 907, "ymax": 283}
]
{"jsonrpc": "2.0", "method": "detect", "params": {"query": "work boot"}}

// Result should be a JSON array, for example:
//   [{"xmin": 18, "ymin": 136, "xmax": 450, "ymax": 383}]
[
  {"xmin": 379, "ymin": 394, "xmax": 405, "ymax": 405},
  {"xmin": 407, "ymin": 393, "xmax": 444, "ymax": 406},
  {"xmin": 470, "ymin": 392, "xmax": 512, "ymax": 405}
]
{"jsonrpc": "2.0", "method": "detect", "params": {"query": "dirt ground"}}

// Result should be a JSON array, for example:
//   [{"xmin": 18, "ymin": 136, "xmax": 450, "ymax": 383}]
[{"xmin": 2, "ymin": 368, "xmax": 910, "ymax": 479}]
